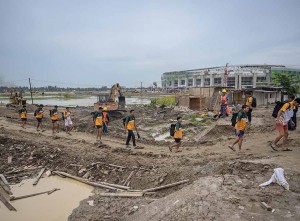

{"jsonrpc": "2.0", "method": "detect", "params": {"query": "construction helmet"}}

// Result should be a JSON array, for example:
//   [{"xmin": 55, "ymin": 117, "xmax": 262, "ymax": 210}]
[
  {"xmin": 103, "ymin": 107, "xmax": 108, "ymax": 111},
  {"xmin": 222, "ymin": 89, "xmax": 227, "ymax": 93}
]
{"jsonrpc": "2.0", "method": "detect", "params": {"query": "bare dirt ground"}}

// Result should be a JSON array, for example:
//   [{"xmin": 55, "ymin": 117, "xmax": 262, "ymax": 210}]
[{"xmin": 0, "ymin": 105, "xmax": 300, "ymax": 221}]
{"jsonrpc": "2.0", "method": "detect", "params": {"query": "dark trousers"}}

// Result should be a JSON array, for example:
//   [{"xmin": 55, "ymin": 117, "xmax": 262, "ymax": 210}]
[
  {"xmin": 220, "ymin": 105, "xmax": 227, "ymax": 118},
  {"xmin": 102, "ymin": 122, "xmax": 108, "ymax": 133},
  {"xmin": 247, "ymin": 108, "xmax": 253, "ymax": 122},
  {"xmin": 126, "ymin": 130, "xmax": 136, "ymax": 146},
  {"xmin": 288, "ymin": 112, "xmax": 297, "ymax": 130}
]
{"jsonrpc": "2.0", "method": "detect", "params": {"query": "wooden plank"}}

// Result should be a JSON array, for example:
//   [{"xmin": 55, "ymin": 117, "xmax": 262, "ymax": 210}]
[
  {"xmin": 99, "ymin": 182, "xmax": 130, "ymax": 190},
  {"xmin": 0, "ymin": 174, "xmax": 10, "ymax": 186},
  {"xmin": 108, "ymin": 164, "xmax": 127, "ymax": 169},
  {"xmin": 99, "ymin": 192, "xmax": 143, "ymax": 197},
  {"xmin": 0, "ymin": 189, "xmax": 16, "ymax": 211},
  {"xmin": 123, "ymin": 171, "xmax": 134, "ymax": 185},
  {"xmin": 5, "ymin": 166, "xmax": 43, "ymax": 175},
  {"xmin": 143, "ymin": 179, "xmax": 189, "ymax": 192},
  {"xmin": 53, "ymin": 171, "xmax": 121, "ymax": 191},
  {"xmin": 10, "ymin": 188, "xmax": 60, "ymax": 201},
  {"xmin": 261, "ymin": 202, "xmax": 272, "ymax": 211},
  {"xmin": 0, "ymin": 179, "xmax": 12, "ymax": 195},
  {"xmin": 33, "ymin": 168, "xmax": 46, "ymax": 186}
]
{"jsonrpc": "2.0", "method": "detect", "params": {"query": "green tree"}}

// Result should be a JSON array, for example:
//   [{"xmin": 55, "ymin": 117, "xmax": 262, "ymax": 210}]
[{"xmin": 272, "ymin": 73, "xmax": 300, "ymax": 95}]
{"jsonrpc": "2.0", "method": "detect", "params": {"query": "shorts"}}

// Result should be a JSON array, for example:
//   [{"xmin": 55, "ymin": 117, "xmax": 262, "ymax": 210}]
[
  {"xmin": 36, "ymin": 118, "xmax": 42, "ymax": 123},
  {"xmin": 235, "ymin": 130, "xmax": 245, "ymax": 137},
  {"xmin": 21, "ymin": 118, "xmax": 27, "ymax": 121},
  {"xmin": 174, "ymin": 138, "xmax": 181, "ymax": 143},
  {"xmin": 52, "ymin": 120, "xmax": 58, "ymax": 124},
  {"xmin": 276, "ymin": 124, "xmax": 288, "ymax": 133},
  {"xmin": 96, "ymin": 125, "xmax": 102, "ymax": 129},
  {"xmin": 65, "ymin": 119, "xmax": 73, "ymax": 127}
]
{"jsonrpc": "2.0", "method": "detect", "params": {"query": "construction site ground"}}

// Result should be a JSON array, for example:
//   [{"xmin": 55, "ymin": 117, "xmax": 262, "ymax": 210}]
[{"xmin": 0, "ymin": 104, "xmax": 300, "ymax": 221}]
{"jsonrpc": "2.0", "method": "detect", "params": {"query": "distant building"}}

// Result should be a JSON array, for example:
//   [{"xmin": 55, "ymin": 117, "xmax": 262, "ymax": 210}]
[{"xmin": 161, "ymin": 64, "xmax": 300, "ymax": 90}]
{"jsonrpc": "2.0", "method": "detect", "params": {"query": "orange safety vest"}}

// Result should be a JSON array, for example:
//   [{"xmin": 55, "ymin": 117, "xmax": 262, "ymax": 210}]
[
  {"xmin": 221, "ymin": 95, "xmax": 228, "ymax": 105},
  {"xmin": 103, "ymin": 112, "xmax": 109, "ymax": 122}
]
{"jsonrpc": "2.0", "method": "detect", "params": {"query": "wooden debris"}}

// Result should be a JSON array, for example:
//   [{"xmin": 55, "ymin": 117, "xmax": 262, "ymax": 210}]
[
  {"xmin": 0, "ymin": 191, "xmax": 16, "ymax": 211},
  {"xmin": 261, "ymin": 202, "xmax": 272, "ymax": 211},
  {"xmin": 10, "ymin": 188, "xmax": 60, "ymax": 201},
  {"xmin": 0, "ymin": 174, "xmax": 9, "ymax": 186},
  {"xmin": 108, "ymin": 164, "xmax": 127, "ymax": 169},
  {"xmin": 53, "ymin": 171, "xmax": 122, "ymax": 191},
  {"xmin": 5, "ymin": 166, "xmax": 43, "ymax": 175},
  {"xmin": 8, "ymin": 156, "xmax": 12, "ymax": 164},
  {"xmin": 99, "ymin": 191, "xmax": 144, "ymax": 197},
  {"xmin": 123, "ymin": 171, "xmax": 134, "ymax": 185},
  {"xmin": 33, "ymin": 168, "xmax": 46, "ymax": 186},
  {"xmin": 99, "ymin": 182, "xmax": 130, "ymax": 190},
  {"xmin": 0, "ymin": 179, "xmax": 12, "ymax": 195},
  {"xmin": 70, "ymin": 164, "xmax": 83, "ymax": 167},
  {"xmin": 143, "ymin": 179, "xmax": 189, "ymax": 192}
]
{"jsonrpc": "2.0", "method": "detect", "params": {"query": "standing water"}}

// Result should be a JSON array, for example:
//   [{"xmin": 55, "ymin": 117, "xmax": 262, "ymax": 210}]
[{"xmin": 0, "ymin": 176, "xmax": 93, "ymax": 221}]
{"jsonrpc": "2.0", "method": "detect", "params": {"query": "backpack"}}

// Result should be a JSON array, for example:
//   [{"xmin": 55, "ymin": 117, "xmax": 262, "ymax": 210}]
[
  {"xmin": 49, "ymin": 110, "xmax": 53, "ymax": 117},
  {"xmin": 122, "ymin": 116, "xmax": 128, "ymax": 127},
  {"xmin": 231, "ymin": 112, "xmax": 239, "ymax": 127},
  {"xmin": 272, "ymin": 101, "xmax": 289, "ymax": 118},
  {"xmin": 170, "ymin": 124, "xmax": 176, "ymax": 136},
  {"xmin": 34, "ymin": 109, "xmax": 38, "ymax": 117},
  {"xmin": 252, "ymin": 97, "xmax": 257, "ymax": 108}
]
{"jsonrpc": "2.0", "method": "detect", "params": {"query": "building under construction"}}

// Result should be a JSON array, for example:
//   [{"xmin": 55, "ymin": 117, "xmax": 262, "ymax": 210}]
[{"xmin": 161, "ymin": 64, "xmax": 300, "ymax": 90}]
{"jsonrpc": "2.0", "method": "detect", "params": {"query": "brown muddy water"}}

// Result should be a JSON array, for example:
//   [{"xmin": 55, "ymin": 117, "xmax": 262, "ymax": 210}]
[{"xmin": 0, "ymin": 176, "xmax": 93, "ymax": 221}]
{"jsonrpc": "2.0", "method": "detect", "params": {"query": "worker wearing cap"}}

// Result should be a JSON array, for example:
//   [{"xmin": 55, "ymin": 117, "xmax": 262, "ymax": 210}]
[
  {"xmin": 50, "ymin": 105, "xmax": 60, "ymax": 134},
  {"xmin": 102, "ymin": 107, "xmax": 110, "ymax": 133},
  {"xmin": 93, "ymin": 107, "xmax": 104, "ymax": 145},
  {"xmin": 220, "ymin": 89, "xmax": 230, "ymax": 118}
]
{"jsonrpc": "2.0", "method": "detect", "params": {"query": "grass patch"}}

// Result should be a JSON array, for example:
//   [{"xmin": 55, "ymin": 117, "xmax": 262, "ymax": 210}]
[{"xmin": 150, "ymin": 96, "xmax": 175, "ymax": 106}]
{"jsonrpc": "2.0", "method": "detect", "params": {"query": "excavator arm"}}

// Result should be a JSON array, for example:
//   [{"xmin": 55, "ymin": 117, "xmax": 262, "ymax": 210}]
[{"xmin": 109, "ymin": 83, "xmax": 123, "ymax": 101}]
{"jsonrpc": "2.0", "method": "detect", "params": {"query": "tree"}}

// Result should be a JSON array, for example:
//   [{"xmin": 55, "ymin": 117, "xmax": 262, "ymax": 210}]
[{"xmin": 272, "ymin": 73, "xmax": 300, "ymax": 95}]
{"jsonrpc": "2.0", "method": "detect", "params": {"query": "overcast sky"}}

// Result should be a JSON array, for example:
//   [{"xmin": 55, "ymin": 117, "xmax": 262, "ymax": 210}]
[{"xmin": 0, "ymin": 0, "xmax": 300, "ymax": 88}]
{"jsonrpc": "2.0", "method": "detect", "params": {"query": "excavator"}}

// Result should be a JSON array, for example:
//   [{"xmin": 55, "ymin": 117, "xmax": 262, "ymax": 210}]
[{"xmin": 93, "ymin": 83, "xmax": 126, "ymax": 119}]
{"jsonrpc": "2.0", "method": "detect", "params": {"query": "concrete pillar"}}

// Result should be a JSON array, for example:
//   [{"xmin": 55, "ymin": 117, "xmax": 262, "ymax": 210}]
[
  {"xmin": 185, "ymin": 78, "xmax": 188, "ymax": 88},
  {"xmin": 238, "ymin": 74, "xmax": 242, "ymax": 90},
  {"xmin": 172, "ymin": 80, "xmax": 175, "ymax": 88},
  {"xmin": 235, "ymin": 73, "xmax": 239, "ymax": 90},
  {"xmin": 200, "ymin": 75, "xmax": 204, "ymax": 87},
  {"xmin": 178, "ymin": 78, "xmax": 180, "ymax": 87},
  {"xmin": 253, "ymin": 72, "xmax": 257, "ymax": 88},
  {"xmin": 192, "ymin": 76, "xmax": 196, "ymax": 87},
  {"xmin": 210, "ymin": 74, "xmax": 214, "ymax": 86},
  {"xmin": 266, "ymin": 72, "xmax": 271, "ymax": 85}
]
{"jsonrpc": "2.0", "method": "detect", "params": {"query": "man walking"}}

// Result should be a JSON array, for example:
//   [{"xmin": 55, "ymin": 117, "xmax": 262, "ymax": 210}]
[
  {"xmin": 169, "ymin": 116, "xmax": 183, "ymax": 153},
  {"xmin": 93, "ymin": 107, "xmax": 104, "ymax": 144},
  {"xmin": 287, "ymin": 95, "xmax": 297, "ymax": 131},
  {"xmin": 35, "ymin": 104, "xmax": 44, "ymax": 132},
  {"xmin": 246, "ymin": 92, "xmax": 254, "ymax": 127},
  {"xmin": 19, "ymin": 105, "xmax": 27, "ymax": 128},
  {"xmin": 64, "ymin": 107, "xmax": 73, "ymax": 135},
  {"xmin": 125, "ymin": 110, "xmax": 137, "ymax": 148},
  {"xmin": 220, "ymin": 89, "xmax": 230, "ymax": 118},
  {"xmin": 102, "ymin": 107, "xmax": 110, "ymax": 133},
  {"xmin": 228, "ymin": 105, "xmax": 249, "ymax": 152},
  {"xmin": 50, "ymin": 105, "xmax": 60, "ymax": 134},
  {"xmin": 271, "ymin": 98, "xmax": 300, "ymax": 151}
]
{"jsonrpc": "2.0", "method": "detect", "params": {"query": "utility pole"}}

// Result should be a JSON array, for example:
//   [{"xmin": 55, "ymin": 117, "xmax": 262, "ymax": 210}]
[
  {"xmin": 28, "ymin": 78, "xmax": 33, "ymax": 104},
  {"xmin": 140, "ymin": 82, "xmax": 142, "ymax": 97}
]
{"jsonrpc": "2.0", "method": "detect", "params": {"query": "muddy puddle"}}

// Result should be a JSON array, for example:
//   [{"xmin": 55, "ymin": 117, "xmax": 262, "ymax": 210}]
[{"xmin": 0, "ymin": 176, "xmax": 93, "ymax": 221}]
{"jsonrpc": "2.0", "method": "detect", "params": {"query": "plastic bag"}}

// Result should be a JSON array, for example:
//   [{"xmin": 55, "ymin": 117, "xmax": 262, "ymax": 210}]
[{"xmin": 259, "ymin": 168, "xmax": 289, "ymax": 190}]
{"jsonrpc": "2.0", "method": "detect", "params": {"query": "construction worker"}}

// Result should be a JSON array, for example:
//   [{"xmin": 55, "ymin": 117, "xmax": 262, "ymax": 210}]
[
  {"xmin": 50, "ymin": 105, "xmax": 60, "ymax": 134},
  {"xmin": 93, "ymin": 107, "xmax": 104, "ymax": 144},
  {"xmin": 19, "ymin": 105, "xmax": 27, "ymax": 128},
  {"xmin": 220, "ymin": 89, "xmax": 230, "ymax": 118},
  {"xmin": 102, "ymin": 107, "xmax": 110, "ymax": 133},
  {"xmin": 125, "ymin": 110, "xmax": 137, "ymax": 148},
  {"xmin": 63, "ymin": 107, "xmax": 73, "ymax": 135},
  {"xmin": 169, "ymin": 116, "xmax": 183, "ymax": 153},
  {"xmin": 35, "ymin": 104, "xmax": 44, "ymax": 131}
]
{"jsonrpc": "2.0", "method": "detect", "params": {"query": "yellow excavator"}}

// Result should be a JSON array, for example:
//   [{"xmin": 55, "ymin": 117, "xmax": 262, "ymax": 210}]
[{"xmin": 93, "ymin": 83, "xmax": 126, "ymax": 118}]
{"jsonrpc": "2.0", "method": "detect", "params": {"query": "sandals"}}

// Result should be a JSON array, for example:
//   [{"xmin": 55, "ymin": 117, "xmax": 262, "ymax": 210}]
[
  {"xmin": 270, "ymin": 143, "xmax": 278, "ymax": 151},
  {"xmin": 228, "ymin": 145, "xmax": 236, "ymax": 152},
  {"xmin": 282, "ymin": 148, "xmax": 292, "ymax": 151}
]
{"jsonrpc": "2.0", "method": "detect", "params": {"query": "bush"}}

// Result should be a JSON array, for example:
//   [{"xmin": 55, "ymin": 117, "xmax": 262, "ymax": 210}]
[{"xmin": 150, "ymin": 96, "xmax": 175, "ymax": 106}]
